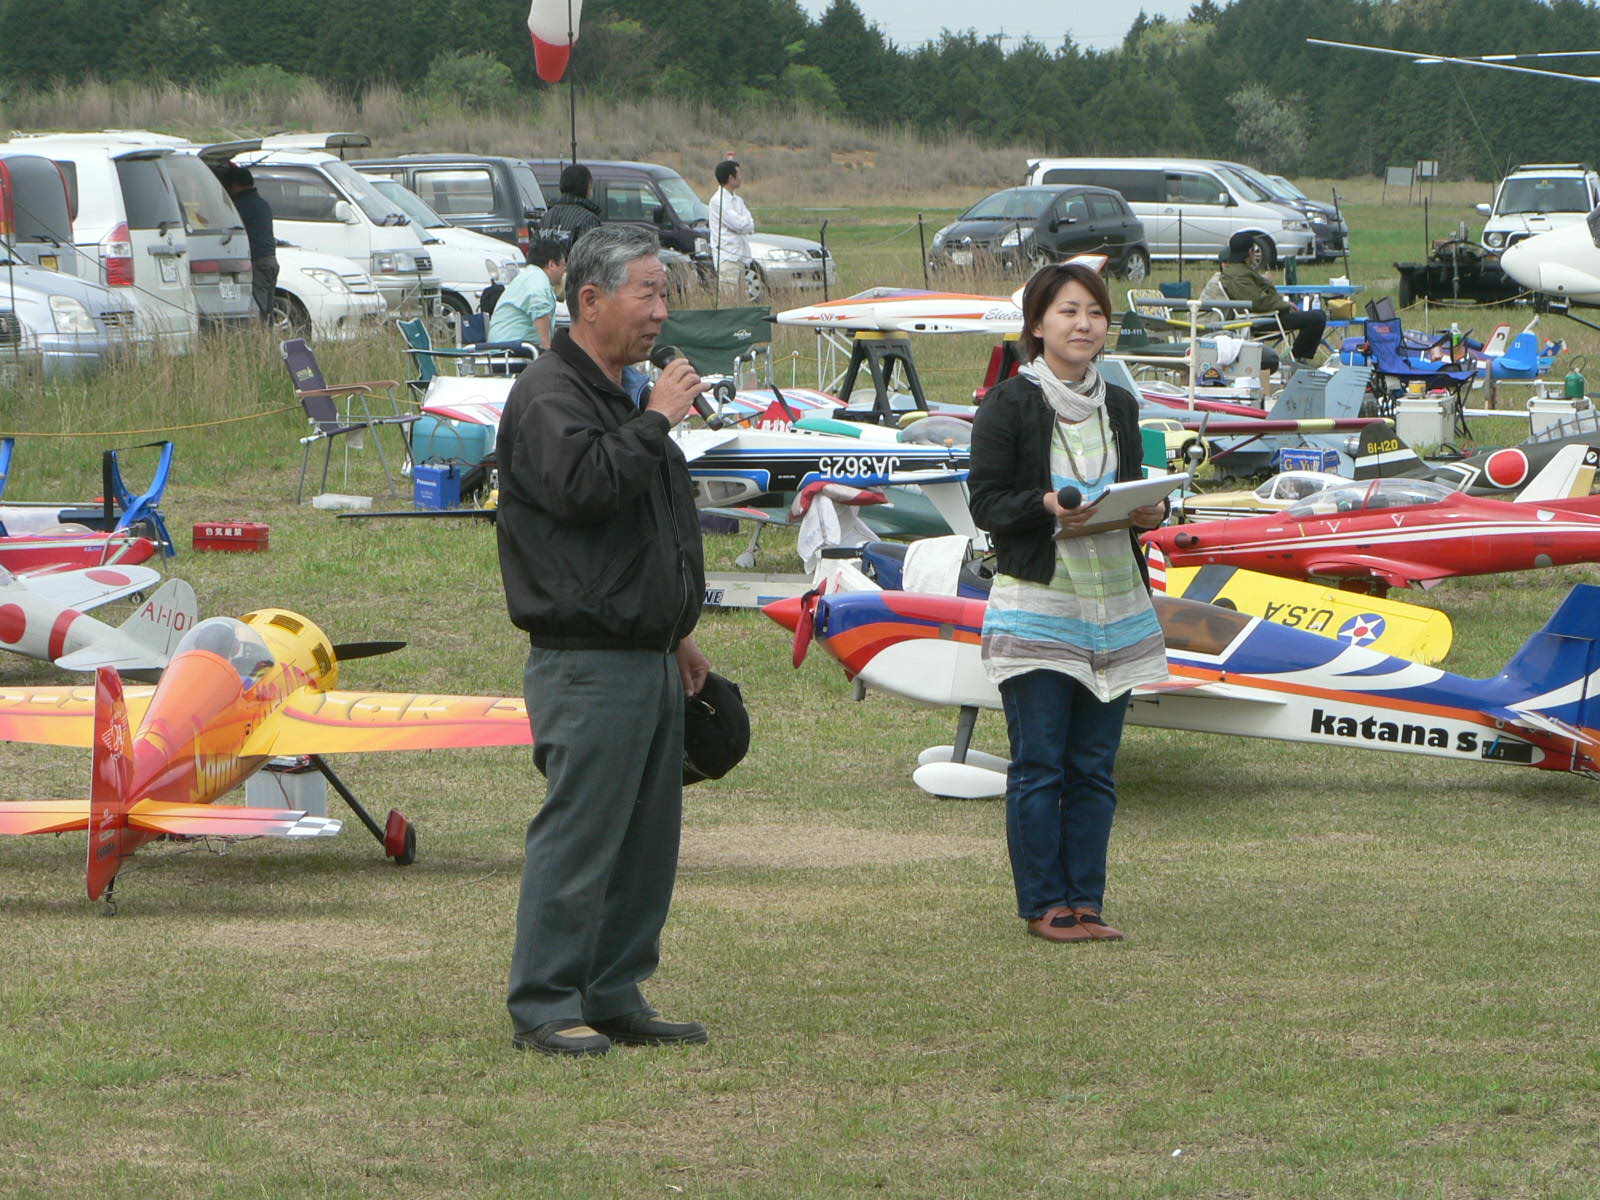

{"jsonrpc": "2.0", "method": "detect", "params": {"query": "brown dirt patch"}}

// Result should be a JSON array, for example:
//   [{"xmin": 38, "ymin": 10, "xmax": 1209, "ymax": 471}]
[{"xmin": 680, "ymin": 823, "xmax": 992, "ymax": 870}]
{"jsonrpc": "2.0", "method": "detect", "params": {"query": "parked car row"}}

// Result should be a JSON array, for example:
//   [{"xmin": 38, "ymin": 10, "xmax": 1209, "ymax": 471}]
[{"xmin": 0, "ymin": 130, "xmax": 842, "ymax": 376}]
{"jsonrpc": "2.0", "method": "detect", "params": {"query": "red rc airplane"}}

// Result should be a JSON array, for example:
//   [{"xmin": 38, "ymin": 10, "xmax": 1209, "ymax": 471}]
[
  {"xmin": 1143, "ymin": 475, "xmax": 1600, "ymax": 593},
  {"xmin": 0, "ymin": 609, "xmax": 531, "ymax": 908}
]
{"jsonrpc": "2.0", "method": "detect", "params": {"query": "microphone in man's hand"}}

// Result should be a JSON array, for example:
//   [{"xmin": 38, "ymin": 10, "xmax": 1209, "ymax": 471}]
[
  {"xmin": 648, "ymin": 344, "xmax": 718, "ymax": 424},
  {"xmin": 1056, "ymin": 485, "xmax": 1082, "ymax": 511}
]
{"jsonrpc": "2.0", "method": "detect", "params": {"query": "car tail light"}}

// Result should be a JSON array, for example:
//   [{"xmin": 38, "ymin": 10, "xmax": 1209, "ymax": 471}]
[
  {"xmin": 517, "ymin": 225, "xmax": 530, "ymax": 256},
  {"xmin": 189, "ymin": 259, "xmax": 220, "ymax": 280},
  {"xmin": 103, "ymin": 222, "xmax": 134, "ymax": 287}
]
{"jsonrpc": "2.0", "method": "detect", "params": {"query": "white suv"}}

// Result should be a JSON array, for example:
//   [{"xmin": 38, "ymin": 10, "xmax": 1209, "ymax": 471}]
[{"xmin": 1477, "ymin": 164, "xmax": 1600, "ymax": 251}]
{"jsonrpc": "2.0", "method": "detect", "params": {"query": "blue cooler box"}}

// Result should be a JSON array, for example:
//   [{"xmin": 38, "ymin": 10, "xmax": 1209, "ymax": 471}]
[
  {"xmin": 410, "ymin": 416, "xmax": 492, "ymax": 470},
  {"xmin": 414, "ymin": 464, "xmax": 462, "ymax": 510}
]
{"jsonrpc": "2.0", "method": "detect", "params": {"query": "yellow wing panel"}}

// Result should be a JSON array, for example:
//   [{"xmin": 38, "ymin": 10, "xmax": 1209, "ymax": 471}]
[
  {"xmin": 0, "ymin": 685, "xmax": 155, "ymax": 748},
  {"xmin": 1165, "ymin": 565, "xmax": 1455, "ymax": 664},
  {"xmin": 247, "ymin": 690, "xmax": 533, "ymax": 756}
]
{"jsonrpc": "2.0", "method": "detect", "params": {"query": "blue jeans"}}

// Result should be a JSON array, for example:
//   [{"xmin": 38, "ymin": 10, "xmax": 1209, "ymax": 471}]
[{"xmin": 998, "ymin": 670, "xmax": 1130, "ymax": 920}]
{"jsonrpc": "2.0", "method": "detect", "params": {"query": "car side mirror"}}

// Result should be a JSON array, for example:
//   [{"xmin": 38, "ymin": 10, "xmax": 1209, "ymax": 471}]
[
  {"xmin": 1475, "ymin": 203, "xmax": 1492, "ymax": 217},
  {"xmin": 1219, "ymin": 193, "xmax": 1235, "ymax": 207},
  {"xmin": 333, "ymin": 200, "xmax": 360, "ymax": 225},
  {"xmin": 652, "ymin": 205, "xmax": 669, "ymax": 226},
  {"xmin": 1047, "ymin": 218, "xmax": 1061, "ymax": 232}
]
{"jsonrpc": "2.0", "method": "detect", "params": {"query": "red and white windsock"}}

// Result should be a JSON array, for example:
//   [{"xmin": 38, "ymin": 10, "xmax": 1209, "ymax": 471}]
[{"xmin": 528, "ymin": 0, "xmax": 584, "ymax": 83}]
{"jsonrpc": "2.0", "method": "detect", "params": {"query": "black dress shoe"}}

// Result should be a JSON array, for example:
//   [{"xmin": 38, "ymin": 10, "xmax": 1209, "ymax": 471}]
[
  {"xmin": 513, "ymin": 1020, "xmax": 611, "ymax": 1057},
  {"xmin": 590, "ymin": 1010, "xmax": 709, "ymax": 1046}
]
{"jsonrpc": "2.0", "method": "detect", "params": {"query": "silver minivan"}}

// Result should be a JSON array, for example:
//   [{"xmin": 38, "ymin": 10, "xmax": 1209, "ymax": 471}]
[
  {"xmin": 1023, "ymin": 156, "xmax": 1315, "ymax": 265},
  {"xmin": 0, "ymin": 133, "xmax": 200, "ymax": 350}
]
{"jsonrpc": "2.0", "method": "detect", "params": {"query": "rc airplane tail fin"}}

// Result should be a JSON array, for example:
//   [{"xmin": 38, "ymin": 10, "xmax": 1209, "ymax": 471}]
[
  {"xmin": 54, "ymin": 578, "xmax": 197, "ymax": 673},
  {"xmin": 1516, "ymin": 444, "xmax": 1600, "ymax": 502},
  {"xmin": 1350, "ymin": 422, "xmax": 1423, "ymax": 480},
  {"xmin": 87, "ymin": 667, "xmax": 137, "ymax": 901},
  {"xmin": 1499, "ymin": 584, "xmax": 1600, "ymax": 734}
]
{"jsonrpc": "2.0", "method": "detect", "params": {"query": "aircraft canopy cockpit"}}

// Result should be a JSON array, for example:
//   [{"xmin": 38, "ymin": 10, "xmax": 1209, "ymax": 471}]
[
  {"xmin": 1285, "ymin": 478, "xmax": 1454, "ymax": 517},
  {"xmin": 175, "ymin": 617, "xmax": 277, "ymax": 684},
  {"xmin": 898, "ymin": 415, "xmax": 973, "ymax": 448}
]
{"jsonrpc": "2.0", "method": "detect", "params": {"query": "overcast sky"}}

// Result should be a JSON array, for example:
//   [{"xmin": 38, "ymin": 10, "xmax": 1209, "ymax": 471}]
[{"xmin": 795, "ymin": 0, "xmax": 1200, "ymax": 50}]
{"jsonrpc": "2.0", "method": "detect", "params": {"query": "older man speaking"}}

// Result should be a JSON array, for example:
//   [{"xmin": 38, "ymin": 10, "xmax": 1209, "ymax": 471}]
[{"xmin": 496, "ymin": 224, "xmax": 712, "ymax": 1058}]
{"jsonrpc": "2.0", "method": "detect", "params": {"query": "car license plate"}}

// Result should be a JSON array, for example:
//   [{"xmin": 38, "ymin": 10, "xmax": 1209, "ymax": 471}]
[
  {"xmin": 39, "ymin": 254, "xmax": 58, "ymax": 271},
  {"xmin": 950, "ymin": 250, "xmax": 973, "ymax": 267},
  {"xmin": 219, "ymin": 280, "xmax": 240, "ymax": 301},
  {"xmin": 160, "ymin": 257, "xmax": 179, "ymax": 284}
]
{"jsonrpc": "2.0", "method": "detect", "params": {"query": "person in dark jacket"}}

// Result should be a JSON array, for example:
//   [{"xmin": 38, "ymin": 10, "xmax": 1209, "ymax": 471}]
[
  {"xmin": 968, "ymin": 261, "xmax": 1169, "ymax": 945},
  {"xmin": 217, "ymin": 164, "xmax": 276, "ymax": 321},
  {"xmin": 496, "ymin": 223, "xmax": 712, "ymax": 1058},
  {"xmin": 1216, "ymin": 230, "xmax": 1326, "ymax": 366},
  {"xmin": 538, "ymin": 163, "xmax": 604, "ymax": 253}
]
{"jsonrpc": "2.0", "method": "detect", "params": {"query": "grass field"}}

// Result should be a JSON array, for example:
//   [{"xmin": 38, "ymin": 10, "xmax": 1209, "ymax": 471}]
[{"xmin": 3, "ymin": 167, "xmax": 1600, "ymax": 1198}]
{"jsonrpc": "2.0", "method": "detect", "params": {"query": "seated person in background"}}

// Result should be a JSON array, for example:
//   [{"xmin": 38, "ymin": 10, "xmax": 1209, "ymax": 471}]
[
  {"xmin": 1217, "ymin": 231, "xmax": 1326, "ymax": 368},
  {"xmin": 487, "ymin": 239, "xmax": 568, "ymax": 350}
]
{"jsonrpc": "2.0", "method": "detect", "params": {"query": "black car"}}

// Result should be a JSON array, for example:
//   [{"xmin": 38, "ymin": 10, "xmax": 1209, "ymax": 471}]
[{"xmin": 929, "ymin": 186, "xmax": 1150, "ymax": 279}]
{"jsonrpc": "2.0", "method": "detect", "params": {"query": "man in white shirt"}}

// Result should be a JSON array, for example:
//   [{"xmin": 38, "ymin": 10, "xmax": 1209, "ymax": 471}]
[{"xmin": 707, "ymin": 159, "xmax": 755, "ymax": 304}]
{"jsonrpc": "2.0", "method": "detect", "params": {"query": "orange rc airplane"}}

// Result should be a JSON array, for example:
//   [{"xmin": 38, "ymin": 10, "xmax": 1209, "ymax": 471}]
[{"xmin": 0, "ymin": 609, "xmax": 532, "ymax": 908}]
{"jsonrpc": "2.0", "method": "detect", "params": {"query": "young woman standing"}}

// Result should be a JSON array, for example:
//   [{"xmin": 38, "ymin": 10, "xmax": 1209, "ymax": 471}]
[{"xmin": 968, "ymin": 262, "xmax": 1169, "ymax": 944}]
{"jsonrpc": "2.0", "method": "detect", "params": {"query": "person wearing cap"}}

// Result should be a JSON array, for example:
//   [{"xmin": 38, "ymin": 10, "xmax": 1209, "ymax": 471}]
[{"xmin": 1216, "ymin": 230, "xmax": 1326, "ymax": 367}]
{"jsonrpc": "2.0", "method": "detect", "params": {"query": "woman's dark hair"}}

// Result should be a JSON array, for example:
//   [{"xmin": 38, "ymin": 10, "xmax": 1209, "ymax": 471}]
[{"xmin": 1017, "ymin": 261, "xmax": 1113, "ymax": 364}]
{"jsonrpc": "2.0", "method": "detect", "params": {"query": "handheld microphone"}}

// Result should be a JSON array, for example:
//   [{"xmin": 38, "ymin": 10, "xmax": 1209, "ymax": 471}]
[
  {"xmin": 648, "ymin": 344, "xmax": 719, "ymax": 424},
  {"xmin": 1055, "ymin": 485, "xmax": 1082, "ymax": 511}
]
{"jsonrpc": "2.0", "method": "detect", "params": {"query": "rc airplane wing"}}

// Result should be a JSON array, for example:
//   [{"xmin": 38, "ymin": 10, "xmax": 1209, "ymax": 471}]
[
  {"xmin": 0, "ymin": 683, "xmax": 155, "ymax": 747},
  {"xmin": 9, "ymin": 564, "xmax": 161, "ymax": 610},
  {"xmin": 243, "ymin": 689, "xmax": 531, "ymax": 756}
]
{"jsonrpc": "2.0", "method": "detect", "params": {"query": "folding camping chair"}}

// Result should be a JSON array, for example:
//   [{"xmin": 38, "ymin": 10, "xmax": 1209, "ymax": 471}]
[
  {"xmin": 657, "ymin": 305, "xmax": 774, "ymax": 384},
  {"xmin": 395, "ymin": 318, "xmax": 534, "ymax": 396},
  {"xmin": 282, "ymin": 339, "xmax": 421, "ymax": 502},
  {"xmin": 1363, "ymin": 318, "xmax": 1476, "ymax": 437}
]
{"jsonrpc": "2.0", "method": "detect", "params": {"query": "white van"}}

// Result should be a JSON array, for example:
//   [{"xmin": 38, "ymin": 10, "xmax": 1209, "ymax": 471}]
[
  {"xmin": 210, "ymin": 134, "xmax": 440, "ymax": 317},
  {"xmin": 1476, "ymin": 163, "xmax": 1600, "ymax": 251},
  {"xmin": 366, "ymin": 178, "xmax": 525, "ymax": 320},
  {"xmin": 1023, "ymin": 157, "xmax": 1315, "ymax": 265},
  {"xmin": 0, "ymin": 133, "xmax": 200, "ymax": 350}
]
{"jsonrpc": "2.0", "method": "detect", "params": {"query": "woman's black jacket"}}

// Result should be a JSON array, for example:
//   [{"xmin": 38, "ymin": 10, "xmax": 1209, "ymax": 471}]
[{"xmin": 967, "ymin": 374, "xmax": 1154, "ymax": 589}]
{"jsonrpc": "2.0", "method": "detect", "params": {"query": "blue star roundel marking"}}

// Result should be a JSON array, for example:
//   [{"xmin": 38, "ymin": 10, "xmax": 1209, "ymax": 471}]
[{"xmin": 1338, "ymin": 613, "xmax": 1386, "ymax": 646}]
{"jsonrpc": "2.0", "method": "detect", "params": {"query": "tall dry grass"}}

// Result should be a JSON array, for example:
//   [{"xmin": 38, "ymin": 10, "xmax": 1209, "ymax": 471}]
[{"xmin": 2, "ymin": 77, "xmax": 1033, "ymax": 206}]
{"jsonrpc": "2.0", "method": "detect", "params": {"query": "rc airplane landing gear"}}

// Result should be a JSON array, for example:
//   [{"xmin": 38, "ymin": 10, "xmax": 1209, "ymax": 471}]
[{"xmin": 310, "ymin": 756, "xmax": 417, "ymax": 867}]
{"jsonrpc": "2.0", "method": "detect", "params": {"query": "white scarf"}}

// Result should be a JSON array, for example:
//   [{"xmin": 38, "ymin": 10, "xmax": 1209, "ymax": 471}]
[{"xmin": 1019, "ymin": 357, "xmax": 1106, "ymax": 424}]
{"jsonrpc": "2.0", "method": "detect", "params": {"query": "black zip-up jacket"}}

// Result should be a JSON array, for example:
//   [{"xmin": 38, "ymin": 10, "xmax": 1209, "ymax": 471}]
[
  {"xmin": 968, "ymin": 374, "xmax": 1154, "ymax": 589},
  {"xmin": 495, "ymin": 329, "xmax": 704, "ymax": 650},
  {"xmin": 538, "ymin": 195, "xmax": 604, "ymax": 249}
]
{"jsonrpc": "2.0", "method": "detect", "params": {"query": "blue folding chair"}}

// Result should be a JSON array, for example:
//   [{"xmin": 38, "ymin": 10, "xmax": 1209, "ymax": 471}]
[{"xmin": 1365, "ymin": 318, "xmax": 1475, "ymax": 435}]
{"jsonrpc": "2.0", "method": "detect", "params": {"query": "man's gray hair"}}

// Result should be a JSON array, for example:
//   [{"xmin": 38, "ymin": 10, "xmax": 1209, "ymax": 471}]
[{"xmin": 564, "ymin": 224, "xmax": 662, "ymax": 313}]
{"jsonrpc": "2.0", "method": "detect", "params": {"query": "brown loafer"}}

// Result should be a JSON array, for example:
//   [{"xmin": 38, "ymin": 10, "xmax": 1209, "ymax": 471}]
[
  {"xmin": 1027, "ymin": 906, "xmax": 1094, "ymax": 943},
  {"xmin": 1070, "ymin": 906, "xmax": 1125, "ymax": 941}
]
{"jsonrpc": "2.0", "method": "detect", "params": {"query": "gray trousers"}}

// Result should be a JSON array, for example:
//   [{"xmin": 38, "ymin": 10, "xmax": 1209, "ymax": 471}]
[{"xmin": 508, "ymin": 646, "xmax": 685, "ymax": 1032}]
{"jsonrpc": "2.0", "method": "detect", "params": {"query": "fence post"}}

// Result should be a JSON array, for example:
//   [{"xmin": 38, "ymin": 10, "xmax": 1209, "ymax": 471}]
[
  {"xmin": 918, "ymin": 214, "xmax": 929, "ymax": 290},
  {"xmin": 820, "ymin": 219, "xmax": 831, "ymax": 302}
]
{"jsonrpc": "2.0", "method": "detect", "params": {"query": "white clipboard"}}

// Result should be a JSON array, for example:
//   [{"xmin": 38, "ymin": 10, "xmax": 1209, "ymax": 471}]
[{"xmin": 1057, "ymin": 472, "xmax": 1191, "ymax": 537}]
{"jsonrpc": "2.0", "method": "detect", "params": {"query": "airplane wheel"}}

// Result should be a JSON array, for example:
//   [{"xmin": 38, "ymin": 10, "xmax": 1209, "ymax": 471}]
[{"xmin": 384, "ymin": 809, "xmax": 417, "ymax": 866}]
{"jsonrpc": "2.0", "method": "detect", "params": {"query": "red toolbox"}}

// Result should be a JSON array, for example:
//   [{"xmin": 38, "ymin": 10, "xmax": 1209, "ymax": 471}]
[{"xmin": 192, "ymin": 521, "xmax": 270, "ymax": 552}]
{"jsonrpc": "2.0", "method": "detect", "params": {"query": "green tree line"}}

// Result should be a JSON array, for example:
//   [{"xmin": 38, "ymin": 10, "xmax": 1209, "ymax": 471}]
[{"xmin": 3, "ymin": 0, "xmax": 1599, "ymax": 178}]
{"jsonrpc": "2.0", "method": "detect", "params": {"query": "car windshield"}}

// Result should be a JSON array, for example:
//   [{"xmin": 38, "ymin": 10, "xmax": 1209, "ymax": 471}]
[
  {"xmin": 1499, "ymin": 177, "xmax": 1590, "ymax": 215},
  {"xmin": 511, "ymin": 163, "xmax": 546, "ymax": 213},
  {"xmin": 1271, "ymin": 175, "xmax": 1309, "ymax": 200},
  {"xmin": 173, "ymin": 617, "xmax": 276, "ymax": 684},
  {"xmin": 962, "ymin": 190, "xmax": 1053, "ymax": 221},
  {"xmin": 1285, "ymin": 478, "xmax": 1454, "ymax": 517},
  {"xmin": 323, "ymin": 159, "xmax": 410, "ymax": 225},
  {"xmin": 371, "ymin": 179, "xmax": 448, "ymax": 229},
  {"xmin": 1213, "ymin": 165, "xmax": 1275, "ymax": 203},
  {"xmin": 657, "ymin": 174, "xmax": 708, "ymax": 223}
]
